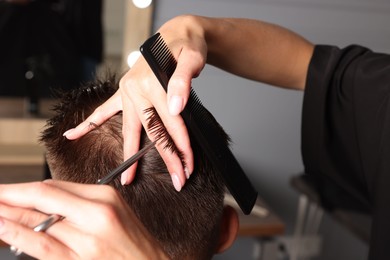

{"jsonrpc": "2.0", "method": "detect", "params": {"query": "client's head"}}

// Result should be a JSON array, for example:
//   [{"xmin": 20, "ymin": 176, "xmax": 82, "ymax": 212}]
[{"xmin": 40, "ymin": 75, "xmax": 238, "ymax": 260}]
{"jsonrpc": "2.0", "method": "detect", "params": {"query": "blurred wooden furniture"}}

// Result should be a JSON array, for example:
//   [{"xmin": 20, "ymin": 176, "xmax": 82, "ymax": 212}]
[
  {"xmin": 225, "ymin": 193, "xmax": 285, "ymax": 259},
  {"xmin": 225, "ymin": 194, "xmax": 285, "ymax": 237},
  {"xmin": 0, "ymin": 98, "xmax": 55, "ymax": 183},
  {"xmin": 0, "ymin": 98, "xmax": 55, "ymax": 249},
  {"xmin": 290, "ymin": 174, "xmax": 371, "ymax": 260}
]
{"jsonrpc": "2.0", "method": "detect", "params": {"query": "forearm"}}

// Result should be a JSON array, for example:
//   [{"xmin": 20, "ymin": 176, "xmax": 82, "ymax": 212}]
[{"xmin": 198, "ymin": 16, "xmax": 314, "ymax": 90}]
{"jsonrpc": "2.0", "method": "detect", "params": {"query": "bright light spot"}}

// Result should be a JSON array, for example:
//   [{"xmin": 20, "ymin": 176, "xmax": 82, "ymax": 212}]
[
  {"xmin": 127, "ymin": 51, "xmax": 141, "ymax": 68},
  {"xmin": 25, "ymin": 71, "xmax": 34, "ymax": 80},
  {"xmin": 132, "ymin": 0, "xmax": 152, "ymax": 9}
]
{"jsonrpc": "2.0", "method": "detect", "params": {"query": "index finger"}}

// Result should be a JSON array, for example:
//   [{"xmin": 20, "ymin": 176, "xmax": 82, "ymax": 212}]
[
  {"xmin": 64, "ymin": 91, "xmax": 122, "ymax": 140},
  {"xmin": 0, "ymin": 182, "xmax": 102, "ymax": 223}
]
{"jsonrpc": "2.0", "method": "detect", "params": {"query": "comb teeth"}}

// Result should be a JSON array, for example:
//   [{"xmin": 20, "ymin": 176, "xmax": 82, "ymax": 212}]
[
  {"xmin": 141, "ymin": 33, "xmax": 176, "ymax": 88},
  {"xmin": 149, "ymin": 36, "xmax": 176, "ymax": 78},
  {"xmin": 140, "ymin": 33, "xmax": 258, "ymax": 215}
]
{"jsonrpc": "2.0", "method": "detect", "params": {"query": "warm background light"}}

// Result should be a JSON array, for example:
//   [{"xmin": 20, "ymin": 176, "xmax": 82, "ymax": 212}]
[
  {"xmin": 121, "ymin": 0, "xmax": 153, "ymax": 70},
  {"xmin": 132, "ymin": 0, "xmax": 152, "ymax": 9},
  {"xmin": 127, "ymin": 51, "xmax": 141, "ymax": 68}
]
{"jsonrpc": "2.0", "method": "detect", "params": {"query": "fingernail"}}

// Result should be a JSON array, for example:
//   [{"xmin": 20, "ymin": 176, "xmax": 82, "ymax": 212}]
[
  {"xmin": 0, "ymin": 218, "xmax": 4, "ymax": 229},
  {"xmin": 121, "ymin": 171, "xmax": 129, "ymax": 186},
  {"xmin": 171, "ymin": 174, "xmax": 182, "ymax": 192},
  {"xmin": 184, "ymin": 167, "xmax": 190, "ymax": 179},
  {"xmin": 63, "ymin": 128, "xmax": 74, "ymax": 137},
  {"xmin": 169, "ymin": 95, "xmax": 183, "ymax": 116}
]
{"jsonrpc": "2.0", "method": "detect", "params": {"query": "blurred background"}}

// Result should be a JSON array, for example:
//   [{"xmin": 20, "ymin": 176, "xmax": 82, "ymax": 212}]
[{"xmin": 1, "ymin": 0, "xmax": 389, "ymax": 259}]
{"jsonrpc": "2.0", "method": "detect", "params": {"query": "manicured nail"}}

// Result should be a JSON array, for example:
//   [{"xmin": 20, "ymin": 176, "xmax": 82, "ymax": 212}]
[
  {"xmin": 121, "ymin": 171, "xmax": 129, "ymax": 186},
  {"xmin": 171, "ymin": 174, "xmax": 182, "ymax": 192},
  {"xmin": 184, "ymin": 167, "xmax": 190, "ymax": 179},
  {"xmin": 169, "ymin": 95, "xmax": 183, "ymax": 116},
  {"xmin": 63, "ymin": 129, "xmax": 74, "ymax": 137}
]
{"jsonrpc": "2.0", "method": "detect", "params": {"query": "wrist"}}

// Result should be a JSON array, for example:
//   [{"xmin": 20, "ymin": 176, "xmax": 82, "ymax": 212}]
[
  {"xmin": 162, "ymin": 15, "xmax": 222, "ymax": 66},
  {"xmin": 159, "ymin": 15, "xmax": 206, "ymax": 43}
]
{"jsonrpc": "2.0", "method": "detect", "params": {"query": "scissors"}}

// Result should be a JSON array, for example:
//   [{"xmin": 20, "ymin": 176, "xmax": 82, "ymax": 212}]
[{"xmin": 10, "ymin": 140, "xmax": 157, "ymax": 256}]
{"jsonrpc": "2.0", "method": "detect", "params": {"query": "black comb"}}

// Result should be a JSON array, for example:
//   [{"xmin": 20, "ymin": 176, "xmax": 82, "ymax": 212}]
[{"xmin": 140, "ymin": 33, "xmax": 257, "ymax": 215}]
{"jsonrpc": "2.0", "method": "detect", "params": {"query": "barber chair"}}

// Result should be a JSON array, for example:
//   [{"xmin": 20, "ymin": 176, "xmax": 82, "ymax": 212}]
[{"xmin": 290, "ymin": 173, "xmax": 371, "ymax": 259}]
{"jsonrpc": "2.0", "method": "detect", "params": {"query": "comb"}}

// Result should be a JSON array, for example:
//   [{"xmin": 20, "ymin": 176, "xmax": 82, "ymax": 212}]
[{"xmin": 140, "ymin": 33, "xmax": 257, "ymax": 215}]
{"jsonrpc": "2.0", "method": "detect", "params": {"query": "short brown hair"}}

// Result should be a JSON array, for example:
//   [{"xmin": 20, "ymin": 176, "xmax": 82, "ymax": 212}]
[{"xmin": 41, "ymin": 75, "xmax": 229, "ymax": 259}]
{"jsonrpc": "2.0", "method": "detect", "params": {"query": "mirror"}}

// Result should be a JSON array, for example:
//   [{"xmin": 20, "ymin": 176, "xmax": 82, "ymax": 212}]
[
  {"xmin": 0, "ymin": 0, "xmax": 154, "ymax": 184},
  {"xmin": 0, "ymin": 0, "xmax": 154, "ymax": 116},
  {"xmin": 103, "ymin": 0, "xmax": 153, "ymax": 72}
]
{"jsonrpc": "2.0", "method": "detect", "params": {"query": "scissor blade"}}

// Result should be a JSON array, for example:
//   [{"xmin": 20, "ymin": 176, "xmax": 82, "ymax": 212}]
[{"xmin": 97, "ymin": 140, "xmax": 157, "ymax": 185}]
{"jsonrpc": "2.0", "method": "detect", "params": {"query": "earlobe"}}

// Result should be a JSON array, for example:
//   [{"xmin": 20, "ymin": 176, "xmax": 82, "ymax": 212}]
[{"xmin": 215, "ymin": 205, "xmax": 239, "ymax": 254}]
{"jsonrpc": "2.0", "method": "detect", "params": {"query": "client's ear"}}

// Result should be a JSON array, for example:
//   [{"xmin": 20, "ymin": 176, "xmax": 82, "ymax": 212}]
[{"xmin": 215, "ymin": 205, "xmax": 239, "ymax": 254}]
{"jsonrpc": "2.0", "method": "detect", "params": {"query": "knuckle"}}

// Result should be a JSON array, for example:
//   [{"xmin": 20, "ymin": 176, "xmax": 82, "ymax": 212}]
[
  {"xmin": 138, "ymin": 77, "xmax": 156, "ymax": 94},
  {"xmin": 120, "ymin": 72, "xmax": 156, "ymax": 95},
  {"xmin": 119, "ymin": 76, "xmax": 131, "ymax": 91},
  {"xmin": 187, "ymin": 46, "xmax": 205, "ymax": 61},
  {"xmin": 170, "ymin": 76, "xmax": 189, "ymax": 90},
  {"xmin": 185, "ymin": 44, "xmax": 206, "ymax": 62},
  {"xmin": 36, "ymin": 236, "xmax": 53, "ymax": 255},
  {"xmin": 94, "ymin": 203, "xmax": 119, "ymax": 226},
  {"xmin": 82, "ymin": 235, "xmax": 101, "ymax": 256},
  {"xmin": 92, "ymin": 188, "xmax": 121, "ymax": 223}
]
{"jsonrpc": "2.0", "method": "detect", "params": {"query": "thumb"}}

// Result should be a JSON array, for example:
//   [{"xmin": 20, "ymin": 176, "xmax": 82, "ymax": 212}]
[{"xmin": 167, "ymin": 48, "xmax": 205, "ymax": 116}]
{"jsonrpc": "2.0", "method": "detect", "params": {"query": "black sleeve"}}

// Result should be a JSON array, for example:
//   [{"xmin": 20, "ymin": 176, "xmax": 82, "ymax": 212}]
[{"xmin": 302, "ymin": 44, "xmax": 390, "ymax": 259}]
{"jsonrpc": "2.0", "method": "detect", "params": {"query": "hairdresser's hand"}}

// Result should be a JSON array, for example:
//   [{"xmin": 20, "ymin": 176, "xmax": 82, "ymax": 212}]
[
  {"xmin": 0, "ymin": 181, "xmax": 169, "ymax": 260},
  {"xmin": 64, "ymin": 15, "xmax": 207, "ymax": 190}
]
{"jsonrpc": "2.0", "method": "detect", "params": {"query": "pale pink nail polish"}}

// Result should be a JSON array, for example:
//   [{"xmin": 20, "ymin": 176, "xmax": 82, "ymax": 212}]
[
  {"xmin": 63, "ymin": 128, "xmax": 74, "ymax": 137},
  {"xmin": 184, "ymin": 167, "xmax": 190, "ymax": 179},
  {"xmin": 171, "ymin": 174, "xmax": 182, "ymax": 192},
  {"xmin": 169, "ymin": 96, "xmax": 183, "ymax": 116},
  {"xmin": 121, "ymin": 171, "xmax": 129, "ymax": 185}
]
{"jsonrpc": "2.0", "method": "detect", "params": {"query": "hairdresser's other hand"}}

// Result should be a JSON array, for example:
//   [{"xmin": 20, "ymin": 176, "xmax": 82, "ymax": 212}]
[
  {"xmin": 0, "ymin": 181, "xmax": 169, "ymax": 260},
  {"xmin": 64, "ymin": 15, "xmax": 207, "ymax": 190}
]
